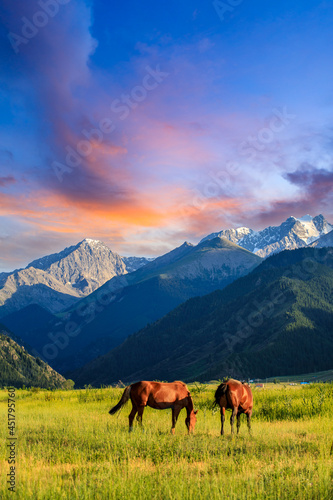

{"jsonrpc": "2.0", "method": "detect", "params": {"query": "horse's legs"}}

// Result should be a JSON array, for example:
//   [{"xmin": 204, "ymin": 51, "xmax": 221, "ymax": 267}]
[
  {"xmin": 136, "ymin": 405, "xmax": 145, "ymax": 428},
  {"xmin": 220, "ymin": 407, "xmax": 225, "ymax": 436},
  {"xmin": 171, "ymin": 407, "xmax": 181, "ymax": 435},
  {"xmin": 236, "ymin": 413, "xmax": 241, "ymax": 434},
  {"xmin": 128, "ymin": 405, "xmax": 137, "ymax": 432},
  {"xmin": 247, "ymin": 410, "xmax": 252, "ymax": 435},
  {"xmin": 230, "ymin": 408, "xmax": 237, "ymax": 434}
]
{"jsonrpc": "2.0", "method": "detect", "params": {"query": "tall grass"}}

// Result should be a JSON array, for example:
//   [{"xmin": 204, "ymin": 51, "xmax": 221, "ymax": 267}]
[{"xmin": 0, "ymin": 384, "xmax": 332, "ymax": 499}]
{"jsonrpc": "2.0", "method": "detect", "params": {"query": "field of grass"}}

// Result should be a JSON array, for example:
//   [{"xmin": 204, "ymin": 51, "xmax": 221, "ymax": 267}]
[{"xmin": 1, "ymin": 383, "xmax": 333, "ymax": 499}]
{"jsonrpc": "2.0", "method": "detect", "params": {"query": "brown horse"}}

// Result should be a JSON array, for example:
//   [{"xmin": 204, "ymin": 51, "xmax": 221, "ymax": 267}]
[
  {"xmin": 214, "ymin": 379, "xmax": 253, "ymax": 435},
  {"xmin": 109, "ymin": 380, "xmax": 198, "ymax": 434}
]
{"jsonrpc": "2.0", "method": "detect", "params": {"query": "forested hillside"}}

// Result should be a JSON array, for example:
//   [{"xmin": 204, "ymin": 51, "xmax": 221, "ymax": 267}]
[
  {"xmin": 0, "ymin": 325, "xmax": 66, "ymax": 388},
  {"xmin": 71, "ymin": 247, "xmax": 333, "ymax": 385}
]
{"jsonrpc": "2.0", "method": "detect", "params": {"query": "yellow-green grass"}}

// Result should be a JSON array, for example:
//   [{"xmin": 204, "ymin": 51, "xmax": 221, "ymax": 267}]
[{"xmin": 1, "ymin": 384, "xmax": 332, "ymax": 499}]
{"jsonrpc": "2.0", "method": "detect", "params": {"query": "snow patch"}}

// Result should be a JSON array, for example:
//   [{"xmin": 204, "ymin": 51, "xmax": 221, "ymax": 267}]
[
  {"xmin": 298, "ymin": 214, "xmax": 313, "ymax": 222},
  {"xmin": 83, "ymin": 238, "xmax": 101, "ymax": 247}
]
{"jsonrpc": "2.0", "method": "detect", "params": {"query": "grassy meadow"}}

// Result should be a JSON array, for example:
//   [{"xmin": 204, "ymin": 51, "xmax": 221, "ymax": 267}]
[{"xmin": 1, "ymin": 382, "xmax": 333, "ymax": 499}]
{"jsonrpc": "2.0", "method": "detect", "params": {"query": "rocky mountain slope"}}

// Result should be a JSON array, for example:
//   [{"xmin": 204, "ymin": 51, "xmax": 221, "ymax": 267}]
[
  {"xmin": 0, "ymin": 239, "xmax": 151, "ymax": 318},
  {"xmin": 0, "ymin": 267, "xmax": 80, "ymax": 318},
  {"xmin": 27, "ymin": 238, "xmax": 127, "ymax": 294},
  {"xmin": 70, "ymin": 247, "xmax": 333, "ymax": 386},
  {"xmin": 201, "ymin": 214, "xmax": 333, "ymax": 258},
  {"xmin": 0, "ymin": 324, "xmax": 66, "ymax": 388}
]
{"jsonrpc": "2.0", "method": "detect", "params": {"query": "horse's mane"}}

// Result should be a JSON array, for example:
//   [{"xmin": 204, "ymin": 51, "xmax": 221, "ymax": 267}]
[{"xmin": 214, "ymin": 380, "xmax": 229, "ymax": 405}]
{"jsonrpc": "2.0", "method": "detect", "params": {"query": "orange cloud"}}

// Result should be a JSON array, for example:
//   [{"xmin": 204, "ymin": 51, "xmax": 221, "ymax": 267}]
[{"xmin": 177, "ymin": 198, "xmax": 244, "ymax": 237}]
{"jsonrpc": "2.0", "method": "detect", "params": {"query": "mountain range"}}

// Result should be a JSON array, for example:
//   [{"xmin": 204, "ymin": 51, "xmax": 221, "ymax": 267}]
[
  {"xmin": 1, "ymin": 214, "xmax": 331, "ymax": 322},
  {"xmin": 1, "ymin": 214, "xmax": 331, "ymax": 320},
  {"xmin": 20, "ymin": 237, "xmax": 262, "ymax": 373},
  {"xmin": 1, "ymin": 213, "xmax": 333, "ymax": 386},
  {"xmin": 70, "ymin": 247, "xmax": 333, "ymax": 386},
  {"xmin": 201, "ymin": 214, "xmax": 332, "ymax": 258}
]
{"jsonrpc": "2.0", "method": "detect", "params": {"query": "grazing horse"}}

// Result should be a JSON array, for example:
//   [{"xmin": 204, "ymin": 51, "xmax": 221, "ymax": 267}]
[
  {"xmin": 214, "ymin": 379, "xmax": 253, "ymax": 435},
  {"xmin": 109, "ymin": 380, "xmax": 198, "ymax": 434}
]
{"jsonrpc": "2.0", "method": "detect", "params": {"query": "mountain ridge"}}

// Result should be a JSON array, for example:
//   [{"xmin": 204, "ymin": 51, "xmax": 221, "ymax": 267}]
[
  {"xmin": 30, "ymin": 237, "xmax": 262, "ymax": 373},
  {"xmin": 0, "ymin": 239, "xmax": 153, "ymax": 318},
  {"xmin": 69, "ymin": 247, "xmax": 333, "ymax": 386},
  {"xmin": 200, "ymin": 214, "xmax": 333, "ymax": 258}
]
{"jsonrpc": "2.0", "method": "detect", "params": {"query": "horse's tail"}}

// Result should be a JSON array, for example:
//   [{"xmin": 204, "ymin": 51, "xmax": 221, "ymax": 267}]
[
  {"xmin": 214, "ymin": 381, "xmax": 229, "ymax": 407},
  {"xmin": 109, "ymin": 385, "xmax": 131, "ymax": 415}
]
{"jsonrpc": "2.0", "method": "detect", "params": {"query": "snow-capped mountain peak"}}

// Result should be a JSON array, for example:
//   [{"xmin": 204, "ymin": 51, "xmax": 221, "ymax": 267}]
[
  {"xmin": 25, "ymin": 239, "xmax": 127, "ymax": 295},
  {"xmin": 200, "ymin": 214, "xmax": 333, "ymax": 258},
  {"xmin": 82, "ymin": 238, "xmax": 102, "ymax": 246},
  {"xmin": 200, "ymin": 226, "xmax": 253, "ymax": 245}
]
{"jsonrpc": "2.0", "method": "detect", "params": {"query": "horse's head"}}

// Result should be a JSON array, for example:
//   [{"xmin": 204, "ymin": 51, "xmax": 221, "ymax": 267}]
[{"xmin": 185, "ymin": 409, "xmax": 198, "ymax": 433}]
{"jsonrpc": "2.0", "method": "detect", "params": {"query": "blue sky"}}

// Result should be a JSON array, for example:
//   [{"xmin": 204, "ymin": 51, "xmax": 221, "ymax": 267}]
[{"xmin": 0, "ymin": 0, "xmax": 332, "ymax": 271}]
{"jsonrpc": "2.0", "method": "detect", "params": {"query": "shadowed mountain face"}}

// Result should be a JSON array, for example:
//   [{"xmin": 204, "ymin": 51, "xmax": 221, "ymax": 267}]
[
  {"xmin": 311, "ymin": 230, "xmax": 333, "ymax": 248},
  {"xmin": 27, "ymin": 237, "xmax": 262, "ymax": 373},
  {"xmin": 1, "ymin": 304, "xmax": 57, "ymax": 349},
  {"xmin": 201, "ymin": 214, "xmax": 333, "ymax": 258},
  {"xmin": 69, "ymin": 247, "xmax": 333, "ymax": 387},
  {"xmin": 0, "ymin": 324, "xmax": 66, "ymax": 389},
  {"xmin": 0, "ymin": 271, "xmax": 80, "ymax": 318}
]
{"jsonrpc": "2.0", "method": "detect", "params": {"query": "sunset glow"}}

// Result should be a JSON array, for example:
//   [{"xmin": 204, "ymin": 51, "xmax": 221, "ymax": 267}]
[{"xmin": 1, "ymin": 0, "xmax": 332, "ymax": 271}]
